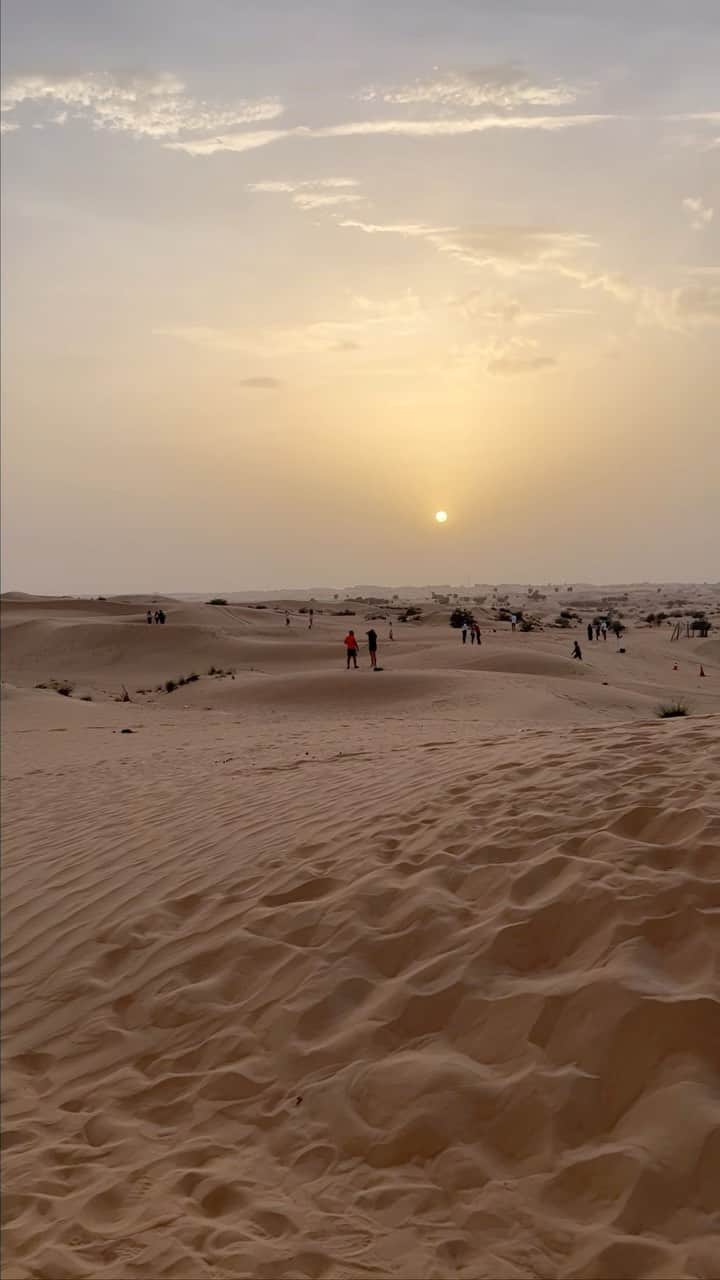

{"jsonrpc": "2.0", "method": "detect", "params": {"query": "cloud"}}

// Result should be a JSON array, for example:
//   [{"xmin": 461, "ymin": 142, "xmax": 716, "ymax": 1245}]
[
  {"xmin": 0, "ymin": 72, "xmax": 282, "ymax": 139},
  {"xmin": 167, "ymin": 112, "xmax": 610, "ymax": 155},
  {"xmin": 361, "ymin": 65, "xmax": 583, "ymax": 110},
  {"xmin": 248, "ymin": 178, "xmax": 363, "ymax": 211},
  {"xmin": 341, "ymin": 219, "xmax": 594, "ymax": 273},
  {"xmin": 238, "ymin": 376, "xmax": 282, "ymax": 389},
  {"xmin": 682, "ymin": 196, "xmax": 714, "ymax": 231},
  {"xmin": 0, "ymin": 119, "xmax": 19, "ymax": 134},
  {"xmin": 293, "ymin": 192, "xmax": 362, "ymax": 209}
]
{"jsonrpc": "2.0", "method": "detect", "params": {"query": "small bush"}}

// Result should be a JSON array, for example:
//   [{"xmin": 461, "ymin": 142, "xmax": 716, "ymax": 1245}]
[
  {"xmin": 208, "ymin": 598, "xmax": 228, "ymax": 606},
  {"xmin": 657, "ymin": 702, "xmax": 689, "ymax": 719},
  {"xmin": 165, "ymin": 679, "xmax": 177, "ymax": 693}
]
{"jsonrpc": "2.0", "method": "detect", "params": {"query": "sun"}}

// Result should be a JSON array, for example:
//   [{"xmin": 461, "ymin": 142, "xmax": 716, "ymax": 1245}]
[{"xmin": 435, "ymin": 510, "xmax": 448, "ymax": 523}]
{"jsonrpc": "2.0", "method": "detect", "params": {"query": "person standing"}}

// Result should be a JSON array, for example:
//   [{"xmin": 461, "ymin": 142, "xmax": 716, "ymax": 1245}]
[
  {"xmin": 469, "ymin": 624, "xmax": 476, "ymax": 644},
  {"xmin": 510, "ymin": 614, "xmax": 517, "ymax": 632},
  {"xmin": 572, "ymin": 640, "xmax": 583, "ymax": 660},
  {"xmin": 601, "ymin": 620, "xmax": 608, "ymax": 641},
  {"xmin": 146, "ymin": 610, "xmax": 153, "ymax": 625},
  {"xmin": 344, "ymin": 630, "xmax": 359, "ymax": 668},
  {"xmin": 367, "ymin": 628, "xmax": 378, "ymax": 668},
  {"xmin": 461, "ymin": 622, "xmax": 468, "ymax": 644},
  {"xmin": 308, "ymin": 608, "xmax": 314, "ymax": 630},
  {"xmin": 475, "ymin": 623, "xmax": 482, "ymax": 645},
  {"xmin": 587, "ymin": 623, "xmax": 594, "ymax": 642},
  {"xmin": 594, "ymin": 621, "xmax": 601, "ymax": 640},
  {"xmin": 285, "ymin": 612, "xmax": 290, "ymax": 627},
  {"xmin": 388, "ymin": 622, "xmax": 394, "ymax": 641}
]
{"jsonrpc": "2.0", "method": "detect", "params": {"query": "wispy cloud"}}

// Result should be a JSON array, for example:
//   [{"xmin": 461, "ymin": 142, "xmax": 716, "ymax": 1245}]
[
  {"xmin": 360, "ymin": 65, "xmax": 583, "ymax": 110},
  {"xmin": 167, "ymin": 112, "xmax": 611, "ymax": 155},
  {"xmin": 248, "ymin": 177, "xmax": 363, "ymax": 210},
  {"xmin": 682, "ymin": 196, "xmax": 714, "ymax": 231},
  {"xmin": 0, "ymin": 72, "xmax": 282, "ymax": 139},
  {"xmin": 340, "ymin": 219, "xmax": 594, "ymax": 273}
]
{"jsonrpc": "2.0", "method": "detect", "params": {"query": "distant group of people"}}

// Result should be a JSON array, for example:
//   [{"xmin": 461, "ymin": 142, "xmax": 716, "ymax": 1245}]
[
  {"xmin": 344, "ymin": 629, "xmax": 379, "ymax": 669},
  {"xmin": 460, "ymin": 621, "xmax": 482, "ymax": 645},
  {"xmin": 147, "ymin": 608, "xmax": 166, "ymax": 625},
  {"xmin": 587, "ymin": 621, "xmax": 608, "ymax": 642}
]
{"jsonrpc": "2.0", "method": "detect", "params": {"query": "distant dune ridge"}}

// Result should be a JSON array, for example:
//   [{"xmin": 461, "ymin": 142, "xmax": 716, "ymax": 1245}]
[{"xmin": 2, "ymin": 585, "xmax": 719, "ymax": 1279}]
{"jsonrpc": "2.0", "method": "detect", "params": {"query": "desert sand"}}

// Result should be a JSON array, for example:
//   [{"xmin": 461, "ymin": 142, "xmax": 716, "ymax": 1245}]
[{"xmin": 2, "ymin": 587, "xmax": 719, "ymax": 1280}]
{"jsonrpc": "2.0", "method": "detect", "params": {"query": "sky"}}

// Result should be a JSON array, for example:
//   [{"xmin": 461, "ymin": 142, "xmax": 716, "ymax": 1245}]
[{"xmin": 2, "ymin": 0, "xmax": 719, "ymax": 593}]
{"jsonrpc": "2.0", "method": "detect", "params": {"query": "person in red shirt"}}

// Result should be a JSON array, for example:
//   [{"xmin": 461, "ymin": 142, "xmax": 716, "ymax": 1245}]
[{"xmin": 344, "ymin": 630, "xmax": 359, "ymax": 668}]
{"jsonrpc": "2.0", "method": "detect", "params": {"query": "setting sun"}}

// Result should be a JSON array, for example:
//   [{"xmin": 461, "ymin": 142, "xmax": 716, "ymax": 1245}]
[{"xmin": 435, "ymin": 510, "xmax": 448, "ymax": 523}]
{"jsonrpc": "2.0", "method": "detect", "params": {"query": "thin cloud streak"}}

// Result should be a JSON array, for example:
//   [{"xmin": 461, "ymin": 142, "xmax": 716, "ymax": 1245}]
[{"xmin": 167, "ymin": 113, "xmax": 612, "ymax": 155}]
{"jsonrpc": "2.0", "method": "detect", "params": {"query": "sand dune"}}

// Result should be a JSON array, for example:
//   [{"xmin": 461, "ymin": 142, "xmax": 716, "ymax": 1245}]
[{"xmin": 2, "ymin": 589, "xmax": 720, "ymax": 1278}]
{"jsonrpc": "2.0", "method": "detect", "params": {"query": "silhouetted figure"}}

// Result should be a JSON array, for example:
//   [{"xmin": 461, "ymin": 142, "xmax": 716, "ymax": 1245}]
[
  {"xmin": 344, "ymin": 630, "xmax": 359, "ymax": 669},
  {"xmin": 146, "ymin": 610, "xmax": 153, "ymax": 625},
  {"xmin": 158, "ymin": 608, "xmax": 166, "ymax": 625},
  {"xmin": 572, "ymin": 641, "xmax": 583, "ymax": 660},
  {"xmin": 388, "ymin": 622, "xmax": 394, "ymax": 641},
  {"xmin": 367, "ymin": 628, "xmax": 378, "ymax": 668},
  {"xmin": 154, "ymin": 610, "xmax": 161, "ymax": 624},
  {"xmin": 461, "ymin": 623, "xmax": 468, "ymax": 644},
  {"xmin": 285, "ymin": 612, "xmax": 290, "ymax": 627},
  {"xmin": 510, "ymin": 614, "xmax": 517, "ymax": 632},
  {"xmin": 594, "ymin": 622, "xmax": 601, "ymax": 640},
  {"xmin": 587, "ymin": 623, "xmax": 594, "ymax": 642},
  {"xmin": 470, "ymin": 625, "xmax": 476, "ymax": 644},
  {"xmin": 308, "ymin": 608, "xmax": 314, "ymax": 630},
  {"xmin": 475, "ymin": 624, "xmax": 482, "ymax": 645},
  {"xmin": 601, "ymin": 621, "xmax": 608, "ymax": 641}
]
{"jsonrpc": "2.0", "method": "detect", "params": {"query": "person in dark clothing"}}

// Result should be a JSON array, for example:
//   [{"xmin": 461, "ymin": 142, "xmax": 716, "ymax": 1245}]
[
  {"xmin": 587, "ymin": 623, "xmax": 593, "ymax": 642},
  {"xmin": 475, "ymin": 624, "xmax": 482, "ymax": 645},
  {"xmin": 367, "ymin": 628, "xmax": 378, "ymax": 668},
  {"xmin": 146, "ymin": 610, "xmax": 153, "ymax": 625},
  {"xmin": 154, "ymin": 610, "xmax": 161, "ymax": 624},
  {"xmin": 308, "ymin": 609, "xmax": 314, "ymax": 630},
  {"xmin": 594, "ymin": 622, "xmax": 601, "ymax": 640},
  {"xmin": 572, "ymin": 641, "xmax": 583, "ymax": 660},
  {"xmin": 158, "ymin": 608, "xmax": 166, "ymax": 624}
]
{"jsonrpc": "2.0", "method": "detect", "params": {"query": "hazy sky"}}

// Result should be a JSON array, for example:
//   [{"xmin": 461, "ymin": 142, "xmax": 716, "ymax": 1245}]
[{"xmin": 2, "ymin": 0, "xmax": 719, "ymax": 592}]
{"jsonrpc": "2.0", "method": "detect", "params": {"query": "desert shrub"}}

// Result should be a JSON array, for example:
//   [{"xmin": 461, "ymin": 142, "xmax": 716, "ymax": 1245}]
[
  {"xmin": 208, "ymin": 598, "xmax": 228, "ymax": 606},
  {"xmin": 331, "ymin": 609, "xmax": 356, "ymax": 616},
  {"xmin": 80, "ymin": 695, "xmax": 93, "ymax": 701},
  {"xmin": 38, "ymin": 678, "xmax": 74, "ymax": 696},
  {"xmin": 554, "ymin": 615, "xmax": 571, "ymax": 628},
  {"xmin": 657, "ymin": 702, "xmax": 689, "ymax": 719},
  {"xmin": 165, "ymin": 679, "xmax": 177, "ymax": 693}
]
